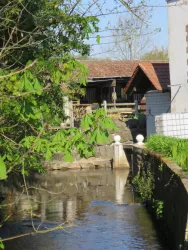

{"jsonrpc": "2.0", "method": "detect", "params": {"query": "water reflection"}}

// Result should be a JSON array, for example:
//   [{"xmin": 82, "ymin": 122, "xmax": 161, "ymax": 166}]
[
  {"xmin": 0, "ymin": 169, "xmax": 168, "ymax": 250},
  {"xmin": 115, "ymin": 170, "xmax": 131, "ymax": 204}
]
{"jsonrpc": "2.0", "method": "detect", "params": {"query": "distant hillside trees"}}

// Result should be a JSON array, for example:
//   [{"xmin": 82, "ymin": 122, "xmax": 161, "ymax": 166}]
[{"xmin": 141, "ymin": 46, "xmax": 168, "ymax": 61}]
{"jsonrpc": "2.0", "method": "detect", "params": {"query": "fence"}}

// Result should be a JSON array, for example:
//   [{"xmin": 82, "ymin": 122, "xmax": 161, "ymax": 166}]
[
  {"xmin": 50, "ymin": 100, "xmax": 146, "ymax": 130},
  {"xmin": 101, "ymin": 101, "xmax": 146, "ymax": 120}
]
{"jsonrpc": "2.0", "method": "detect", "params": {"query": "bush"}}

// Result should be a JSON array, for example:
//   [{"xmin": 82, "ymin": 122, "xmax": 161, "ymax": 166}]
[
  {"xmin": 132, "ymin": 167, "xmax": 155, "ymax": 202},
  {"xmin": 147, "ymin": 135, "xmax": 188, "ymax": 171}
]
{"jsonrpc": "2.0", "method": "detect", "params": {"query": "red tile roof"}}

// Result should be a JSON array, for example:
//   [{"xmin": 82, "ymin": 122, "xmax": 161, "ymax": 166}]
[
  {"xmin": 124, "ymin": 62, "xmax": 170, "ymax": 93},
  {"xmin": 80, "ymin": 60, "xmax": 139, "ymax": 78}
]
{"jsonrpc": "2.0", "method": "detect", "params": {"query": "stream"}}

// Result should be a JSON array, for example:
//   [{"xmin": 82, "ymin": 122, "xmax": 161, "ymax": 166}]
[{"xmin": 0, "ymin": 169, "xmax": 169, "ymax": 249}]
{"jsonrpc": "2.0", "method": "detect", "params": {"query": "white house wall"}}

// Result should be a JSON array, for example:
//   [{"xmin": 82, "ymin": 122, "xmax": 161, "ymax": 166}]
[
  {"xmin": 146, "ymin": 92, "xmax": 171, "ymax": 137},
  {"xmin": 167, "ymin": 0, "xmax": 188, "ymax": 112}
]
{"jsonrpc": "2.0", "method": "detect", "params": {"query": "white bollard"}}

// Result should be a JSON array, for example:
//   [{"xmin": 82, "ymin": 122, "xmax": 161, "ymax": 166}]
[
  {"xmin": 136, "ymin": 134, "xmax": 144, "ymax": 145},
  {"xmin": 113, "ymin": 135, "xmax": 129, "ymax": 168}
]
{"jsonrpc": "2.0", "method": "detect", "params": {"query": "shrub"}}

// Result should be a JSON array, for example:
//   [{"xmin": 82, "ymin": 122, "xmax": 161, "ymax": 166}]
[
  {"xmin": 147, "ymin": 135, "xmax": 188, "ymax": 171},
  {"xmin": 132, "ymin": 167, "xmax": 155, "ymax": 202}
]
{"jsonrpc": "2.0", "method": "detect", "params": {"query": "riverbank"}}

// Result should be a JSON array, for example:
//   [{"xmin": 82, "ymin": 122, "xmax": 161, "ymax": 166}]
[{"xmin": 132, "ymin": 145, "xmax": 188, "ymax": 249}]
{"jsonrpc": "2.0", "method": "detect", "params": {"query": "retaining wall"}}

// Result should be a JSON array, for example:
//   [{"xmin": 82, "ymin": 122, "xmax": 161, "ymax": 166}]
[{"xmin": 133, "ymin": 145, "xmax": 188, "ymax": 250}]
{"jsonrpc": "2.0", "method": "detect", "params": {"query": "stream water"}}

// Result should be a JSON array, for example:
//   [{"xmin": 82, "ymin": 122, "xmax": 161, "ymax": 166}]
[{"xmin": 0, "ymin": 169, "xmax": 169, "ymax": 250}]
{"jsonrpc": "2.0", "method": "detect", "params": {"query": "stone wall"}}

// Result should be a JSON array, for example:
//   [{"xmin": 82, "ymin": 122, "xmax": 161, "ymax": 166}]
[
  {"xmin": 133, "ymin": 145, "xmax": 188, "ymax": 250},
  {"xmin": 45, "ymin": 119, "xmax": 133, "ymax": 171},
  {"xmin": 45, "ymin": 145, "xmax": 114, "ymax": 170}
]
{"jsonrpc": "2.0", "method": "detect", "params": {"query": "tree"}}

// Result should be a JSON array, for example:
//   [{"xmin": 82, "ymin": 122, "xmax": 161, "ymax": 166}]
[
  {"xmin": 141, "ymin": 46, "xmax": 168, "ymax": 61},
  {"xmin": 109, "ymin": 10, "xmax": 153, "ymax": 60},
  {"xmin": 0, "ymin": 0, "xmax": 118, "ymax": 178},
  {"xmin": 0, "ymin": 0, "xmax": 150, "ymax": 246},
  {"xmin": 0, "ymin": 1, "xmax": 118, "ymax": 246},
  {"xmin": 102, "ymin": 1, "xmax": 165, "ymax": 61},
  {"xmin": 0, "ymin": 0, "xmax": 100, "ymax": 68}
]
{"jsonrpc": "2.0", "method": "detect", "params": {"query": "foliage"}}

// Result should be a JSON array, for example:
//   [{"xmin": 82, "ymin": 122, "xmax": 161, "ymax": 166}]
[
  {"xmin": 158, "ymin": 164, "xmax": 163, "ymax": 172},
  {"xmin": 132, "ymin": 165, "xmax": 164, "ymax": 219},
  {"xmin": 0, "ymin": 95, "xmax": 117, "ymax": 179},
  {"xmin": 132, "ymin": 163, "xmax": 165, "ymax": 220},
  {"xmin": 0, "ymin": 0, "xmax": 156, "ymax": 245},
  {"xmin": 0, "ymin": 240, "xmax": 4, "ymax": 250},
  {"xmin": 0, "ymin": 0, "xmax": 99, "ymax": 67},
  {"xmin": 147, "ymin": 135, "xmax": 188, "ymax": 171},
  {"xmin": 0, "ymin": 0, "xmax": 120, "ymax": 181},
  {"xmin": 130, "ymin": 113, "xmax": 146, "ymax": 120},
  {"xmin": 141, "ymin": 46, "xmax": 168, "ymax": 61},
  {"xmin": 132, "ymin": 167, "xmax": 155, "ymax": 202},
  {"xmin": 153, "ymin": 200, "xmax": 164, "ymax": 219}
]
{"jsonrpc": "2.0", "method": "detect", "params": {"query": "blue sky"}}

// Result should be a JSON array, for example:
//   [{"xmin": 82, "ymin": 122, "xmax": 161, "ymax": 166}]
[
  {"xmin": 150, "ymin": 2, "xmax": 168, "ymax": 48},
  {"xmin": 86, "ymin": 0, "xmax": 169, "ymax": 59}
]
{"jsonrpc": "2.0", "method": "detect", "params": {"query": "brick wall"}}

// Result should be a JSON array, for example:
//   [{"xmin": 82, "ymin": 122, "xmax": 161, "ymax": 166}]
[{"xmin": 145, "ymin": 92, "xmax": 171, "ymax": 137}]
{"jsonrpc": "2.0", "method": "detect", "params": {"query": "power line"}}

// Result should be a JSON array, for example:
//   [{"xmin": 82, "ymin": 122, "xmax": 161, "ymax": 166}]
[
  {"xmin": 86, "ymin": 2, "xmax": 188, "ymax": 18},
  {"xmin": 89, "ymin": 29, "xmax": 160, "ymax": 39},
  {"xmin": 90, "ymin": 31, "xmax": 159, "ymax": 46}
]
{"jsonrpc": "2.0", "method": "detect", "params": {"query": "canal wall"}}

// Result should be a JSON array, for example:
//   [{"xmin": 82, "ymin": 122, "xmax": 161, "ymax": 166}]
[
  {"xmin": 45, "ymin": 145, "xmax": 114, "ymax": 170},
  {"xmin": 132, "ymin": 145, "xmax": 188, "ymax": 250},
  {"xmin": 45, "ymin": 119, "xmax": 132, "ymax": 170}
]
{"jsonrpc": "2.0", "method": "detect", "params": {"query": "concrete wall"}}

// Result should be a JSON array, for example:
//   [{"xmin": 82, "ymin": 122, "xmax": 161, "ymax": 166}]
[
  {"xmin": 167, "ymin": 0, "xmax": 188, "ymax": 112},
  {"xmin": 155, "ymin": 112, "xmax": 188, "ymax": 138},
  {"xmin": 133, "ymin": 145, "xmax": 188, "ymax": 249},
  {"xmin": 145, "ymin": 91, "xmax": 171, "ymax": 137}
]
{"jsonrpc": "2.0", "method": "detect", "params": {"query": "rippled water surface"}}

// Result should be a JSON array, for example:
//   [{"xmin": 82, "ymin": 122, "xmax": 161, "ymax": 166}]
[{"xmin": 0, "ymin": 169, "xmax": 168, "ymax": 249}]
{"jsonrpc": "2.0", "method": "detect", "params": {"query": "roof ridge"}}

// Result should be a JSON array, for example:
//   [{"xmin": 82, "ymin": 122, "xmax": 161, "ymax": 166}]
[
  {"xmin": 124, "ymin": 62, "xmax": 170, "ymax": 94},
  {"xmin": 138, "ymin": 63, "xmax": 163, "ymax": 90},
  {"xmin": 79, "ymin": 60, "xmax": 169, "ymax": 63}
]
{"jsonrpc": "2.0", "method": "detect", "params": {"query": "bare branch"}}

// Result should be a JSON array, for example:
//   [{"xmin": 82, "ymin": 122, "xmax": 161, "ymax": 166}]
[
  {"xmin": 1, "ymin": 223, "xmax": 74, "ymax": 242},
  {"xmin": 0, "ymin": 60, "xmax": 37, "ymax": 79}
]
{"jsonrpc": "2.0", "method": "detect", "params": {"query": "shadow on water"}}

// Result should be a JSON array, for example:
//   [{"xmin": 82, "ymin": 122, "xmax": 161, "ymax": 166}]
[{"xmin": 0, "ymin": 169, "xmax": 169, "ymax": 250}]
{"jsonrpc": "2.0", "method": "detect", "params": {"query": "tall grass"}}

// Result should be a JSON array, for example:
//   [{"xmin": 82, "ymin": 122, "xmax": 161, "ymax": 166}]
[{"xmin": 147, "ymin": 135, "xmax": 188, "ymax": 171}]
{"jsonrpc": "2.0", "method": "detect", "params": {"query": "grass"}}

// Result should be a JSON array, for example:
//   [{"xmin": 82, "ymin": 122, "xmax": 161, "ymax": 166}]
[{"xmin": 147, "ymin": 135, "xmax": 188, "ymax": 171}]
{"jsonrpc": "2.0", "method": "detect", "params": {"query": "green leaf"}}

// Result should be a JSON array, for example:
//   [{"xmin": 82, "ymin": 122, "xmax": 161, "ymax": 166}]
[
  {"xmin": 96, "ymin": 130, "xmax": 104, "ymax": 144},
  {"xmin": 96, "ymin": 35, "xmax": 100, "ymax": 44},
  {"xmin": 81, "ymin": 116, "xmax": 90, "ymax": 131},
  {"xmin": 89, "ymin": 129, "xmax": 98, "ymax": 144},
  {"xmin": 0, "ymin": 156, "xmax": 7, "ymax": 180},
  {"xmin": 33, "ymin": 79, "xmax": 42, "ymax": 91},
  {"xmin": 64, "ymin": 152, "xmax": 74, "ymax": 162},
  {"xmin": 24, "ymin": 75, "xmax": 33, "ymax": 91},
  {"xmin": 45, "ymin": 149, "xmax": 52, "ymax": 160},
  {"xmin": 15, "ymin": 80, "xmax": 24, "ymax": 91},
  {"xmin": 0, "ymin": 241, "xmax": 4, "ymax": 249},
  {"xmin": 7, "ymin": 154, "xmax": 13, "ymax": 161}
]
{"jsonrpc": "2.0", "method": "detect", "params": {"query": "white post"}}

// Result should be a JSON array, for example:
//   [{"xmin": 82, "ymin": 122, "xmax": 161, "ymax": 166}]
[
  {"xmin": 63, "ymin": 96, "xmax": 69, "ymax": 117},
  {"xmin": 135, "ymin": 100, "xmax": 138, "ymax": 118},
  {"xmin": 103, "ymin": 100, "xmax": 107, "ymax": 113},
  {"xmin": 69, "ymin": 101, "xmax": 74, "ymax": 127},
  {"xmin": 112, "ymin": 86, "xmax": 117, "ymax": 109},
  {"xmin": 113, "ymin": 135, "xmax": 129, "ymax": 168},
  {"xmin": 62, "ymin": 96, "xmax": 71, "ymax": 127}
]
